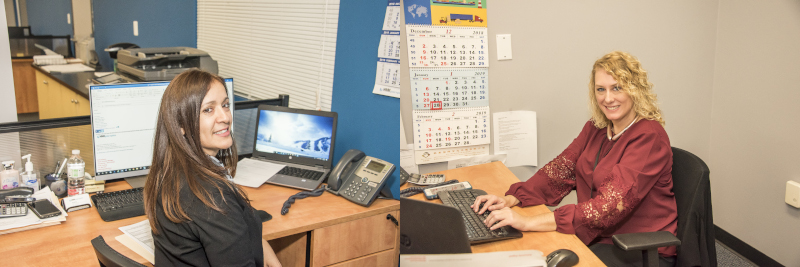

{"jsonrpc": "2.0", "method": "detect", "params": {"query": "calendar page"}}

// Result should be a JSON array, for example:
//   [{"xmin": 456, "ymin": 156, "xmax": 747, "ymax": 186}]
[
  {"xmin": 412, "ymin": 107, "xmax": 490, "ymax": 152},
  {"xmin": 406, "ymin": 25, "xmax": 488, "ymax": 68},
  {"xmin": 375, "ymin": 58, "xmax": 400, "ymax": 87},
  {"xmin": 383, "ymin": 0, "xmax": 401, "ymax": 31},
  {"xmin": 415, "ymin": 144, "xmax": 490, "ymax": 165},
  {"xmin": 378, "ymin": 32, "xmax": 401, "ymax": 59},
  {"xmin": 410, "ymin": 68, "xmax": 488, "ymax": 110}
]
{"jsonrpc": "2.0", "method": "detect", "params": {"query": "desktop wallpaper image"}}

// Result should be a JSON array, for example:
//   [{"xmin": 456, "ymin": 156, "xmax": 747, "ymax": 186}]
[{"xmin": 256, "ymin": 110, "xmax": 334, "ymax": 161}]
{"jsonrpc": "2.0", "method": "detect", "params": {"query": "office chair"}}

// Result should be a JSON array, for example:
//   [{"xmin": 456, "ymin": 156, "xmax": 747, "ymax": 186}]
[
  {"xmin": 612, "ymin": 147, "xmax": 717, "ymax": 267},
  {"xmin": 90, "ymin": 235, "xmax": 146, "ymax": 267}
]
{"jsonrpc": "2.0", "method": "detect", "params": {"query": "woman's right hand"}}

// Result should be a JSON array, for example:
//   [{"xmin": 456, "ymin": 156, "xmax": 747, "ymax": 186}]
[{"xmin": 471, "ymin": 194, "xmax": 520, "ymax": 214}]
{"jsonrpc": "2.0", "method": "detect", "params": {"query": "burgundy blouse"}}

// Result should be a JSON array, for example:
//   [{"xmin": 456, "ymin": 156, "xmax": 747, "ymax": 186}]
[{"xmin": 506, "ymin": 119, "xmax": 678, "ymax": 257}]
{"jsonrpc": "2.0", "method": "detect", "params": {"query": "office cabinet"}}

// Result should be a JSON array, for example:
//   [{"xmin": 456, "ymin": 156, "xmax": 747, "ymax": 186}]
[
  {"xmin": 35, "ymin": 69, "xmax": 90, "ymax": 119},
  {"xmin": 12, "ymin": 59, "xmax": 38, "ymax": 114},
  {"xmin": 310, "ymin": 211, "xmax": 399, "ymax": 267}
]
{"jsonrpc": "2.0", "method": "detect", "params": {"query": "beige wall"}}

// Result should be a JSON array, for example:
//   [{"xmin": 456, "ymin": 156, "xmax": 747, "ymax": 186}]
[
  {"xmin": 710, "ymin": 1, "xmax": 800, "ymax": 265},
  {"xmin": 402, "ymin": 2, "xmax": 719, "ymax": 177},
  {"xmin": 4, "ymin": 0, "xmax": 14, "ymax": 26},
  {"xmin": 71, "ymin": 0, "xmax": 91, "ymax": 40}
]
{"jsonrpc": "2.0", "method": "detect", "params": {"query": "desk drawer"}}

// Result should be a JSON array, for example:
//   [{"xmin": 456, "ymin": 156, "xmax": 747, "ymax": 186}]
[
  {"xmin": 327, "ymin": 249, "xmax": 395, "ymax": 267},
  {"xmin": 310, "ymin": 211, "xmax": 398, "ymax": 267}
]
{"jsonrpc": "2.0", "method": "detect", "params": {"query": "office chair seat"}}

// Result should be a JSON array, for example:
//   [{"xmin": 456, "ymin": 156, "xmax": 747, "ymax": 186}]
[{"xmin": 90, "ymin": 235, "xmax": 146, "ymax": 267}]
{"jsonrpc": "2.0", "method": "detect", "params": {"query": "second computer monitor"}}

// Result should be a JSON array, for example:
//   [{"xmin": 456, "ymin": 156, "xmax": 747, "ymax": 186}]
[{"xmin": 89, "ymin": 78, "xmax": 234, "ymax": 182}]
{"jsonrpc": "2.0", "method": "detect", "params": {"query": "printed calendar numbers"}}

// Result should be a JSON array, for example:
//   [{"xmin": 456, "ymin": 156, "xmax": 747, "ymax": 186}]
[
  {"xmin": 411, "ymin": 68, "xmax": 489, "ymax": 110},
  {"xmin": 406, "ymin": 25, "xmax": 488, "ymax": 68},
  {"xmin": 412, "ymin": 107, "xmax": 491, "ymax": 151}
]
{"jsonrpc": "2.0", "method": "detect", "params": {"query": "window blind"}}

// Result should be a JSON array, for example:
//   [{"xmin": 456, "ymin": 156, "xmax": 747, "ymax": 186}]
[{"xmin": 197, "ymin": 0, "xmax": 340, "ymax": 111}]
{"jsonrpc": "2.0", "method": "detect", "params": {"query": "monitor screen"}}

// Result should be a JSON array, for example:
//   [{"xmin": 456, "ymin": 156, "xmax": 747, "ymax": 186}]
[
  {"xmin": 90, "ymin": 78, "xmax": 233, "ymax": 181},
  {"xmin": 255, "ymin": 109, "xmax": 335, "ymax": 161}
]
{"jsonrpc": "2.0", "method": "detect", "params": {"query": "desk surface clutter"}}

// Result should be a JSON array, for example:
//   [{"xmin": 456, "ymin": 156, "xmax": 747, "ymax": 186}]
[
  {"xmin": 401, "ymin": 161, "xmax": 606, "ymax": 267},
  {"xmin": 0, "ymin": 180, "xmax": 400, "ymax": 267}
]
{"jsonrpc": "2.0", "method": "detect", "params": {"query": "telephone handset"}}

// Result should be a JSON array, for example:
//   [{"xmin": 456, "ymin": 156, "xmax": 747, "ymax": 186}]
[{"xmin": 326, "ymin": 149, "xmax": 395, "ymax": 207}]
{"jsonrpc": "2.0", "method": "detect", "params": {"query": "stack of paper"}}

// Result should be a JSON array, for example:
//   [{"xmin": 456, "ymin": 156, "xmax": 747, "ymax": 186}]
[
  {"xmin": 40, "ymin": 63, "xmax": 95, "ymax": 73},
  {"xmin": 0, "ymin": 187, "xmax": 68, "ymax": 235},
  {"xmin": 116, "ymin": 219, "xmax": 155, "ymax": 264}
]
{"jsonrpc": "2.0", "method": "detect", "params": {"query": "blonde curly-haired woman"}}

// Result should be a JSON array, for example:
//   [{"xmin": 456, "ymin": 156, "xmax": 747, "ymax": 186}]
[{"xmin": 473, "ymin": 51, "xmax": 678, "ymax": 267}]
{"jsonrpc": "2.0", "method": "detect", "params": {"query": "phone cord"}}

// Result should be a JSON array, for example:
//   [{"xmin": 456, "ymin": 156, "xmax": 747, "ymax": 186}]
[
  {"xmin": 281, "ymin": 186, "xmax": 326, "ymax": 215},
  {"xmin": 400, "ymin": 179, "xmax": 460, "ymax": 198}
]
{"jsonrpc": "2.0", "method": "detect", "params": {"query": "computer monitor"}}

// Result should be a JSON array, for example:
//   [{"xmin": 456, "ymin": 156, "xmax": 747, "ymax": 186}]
[{"xmin": 89, "ymin": 78, "xmax": 234, "ymax": 186}]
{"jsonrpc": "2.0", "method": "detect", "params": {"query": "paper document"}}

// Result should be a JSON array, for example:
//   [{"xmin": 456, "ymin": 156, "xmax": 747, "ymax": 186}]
[
  {"xmin": 233, "ymin": 158, "xmax": 285, "ymax": 188},
  {"xmin": 493, "ymin": 111, "xmax": 538, "ymax": 167},
  {"xmin": 400, "ymin": 250, "xmax": 546, "ymax": 267},
  {"xmin": 447, "ymin": 154, "xmax": 507, "ymax": 170},
  {"xmin": 119, "ymin": 219, "xmax": 155, "ymax": 254},
  {"xmin": 40, "ymin": 63, "xmax": 95, "ymax": 73},
  {"xmin": 116, "ymin": 234, "xmax": 155, "ymax": 264},
  {"xmin": 400, "ymin": 145, "xmax": 419, "ymax": 175}
]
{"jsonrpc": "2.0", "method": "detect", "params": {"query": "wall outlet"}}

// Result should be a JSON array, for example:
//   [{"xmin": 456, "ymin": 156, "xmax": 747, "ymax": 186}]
[
  {"xmin": 496, "ymin": 34, "xmax": 512, "ymax": 60},
  {"xmin": 133, "ymin": 21, "xmax": 139, "ymax": 36},
  {"xmin": 786, "ymin": 181, "xmax": 800, "ymax": 208}
]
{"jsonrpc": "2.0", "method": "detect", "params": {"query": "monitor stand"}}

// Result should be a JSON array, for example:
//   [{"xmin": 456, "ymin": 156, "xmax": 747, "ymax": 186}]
[{"xmin": 125, "ymin": 175, "xmax": 147, "ymax": 188}]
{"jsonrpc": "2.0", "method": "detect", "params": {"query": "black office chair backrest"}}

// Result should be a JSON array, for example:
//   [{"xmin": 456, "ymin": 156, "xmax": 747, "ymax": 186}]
[
  {"xmin": 670, "ymin": 147, "xmax": 717, "ymax": 267},
  {"xmin": 90, "ymin": 235, "xmax": 147, "ymax": 267}
]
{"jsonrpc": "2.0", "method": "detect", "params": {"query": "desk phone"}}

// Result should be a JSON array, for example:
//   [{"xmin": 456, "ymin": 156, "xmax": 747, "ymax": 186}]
[{"xmin": 328, "ymin": 149, "xmax": 395, "ymax": 207}]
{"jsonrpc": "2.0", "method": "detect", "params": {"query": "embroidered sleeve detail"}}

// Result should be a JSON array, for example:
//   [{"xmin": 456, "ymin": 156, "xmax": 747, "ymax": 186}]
[
  {"xmin": 543, "ymin": 150, "xmax": 579, "ymax": 199},
  {"xmin": 576, "ymin": 172, "xmax": 641, "ymax": 232}
]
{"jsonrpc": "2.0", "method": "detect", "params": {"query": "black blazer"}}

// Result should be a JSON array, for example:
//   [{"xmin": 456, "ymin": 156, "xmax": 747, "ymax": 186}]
[{"xmin": 152, "ymin": 178, "xmax": 263, "ymax": 267}]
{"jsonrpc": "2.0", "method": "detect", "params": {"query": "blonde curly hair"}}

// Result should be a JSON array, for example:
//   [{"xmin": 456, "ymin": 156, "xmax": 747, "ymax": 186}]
[{"xmin": 588, "ymin": 51, "xmax": 664, "ymax": 129}]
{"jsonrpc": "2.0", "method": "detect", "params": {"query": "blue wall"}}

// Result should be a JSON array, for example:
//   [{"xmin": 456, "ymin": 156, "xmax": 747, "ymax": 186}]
[
  {"xmin": 331, "ymin": 0, "xmax": 401, "ymax": 198},
  {"xmin": 92, "ymin": 0, "xmax": 197, "ymax": 72},
  {"xmin": 26, "ymin": 0, "xmax": 73, "ymax": 36}
]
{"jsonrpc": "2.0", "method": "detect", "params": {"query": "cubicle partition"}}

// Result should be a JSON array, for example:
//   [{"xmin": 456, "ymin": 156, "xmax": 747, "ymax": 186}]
[{"xmin": 0, "ymin": 95, "xmax": 289, "ymax": 179}]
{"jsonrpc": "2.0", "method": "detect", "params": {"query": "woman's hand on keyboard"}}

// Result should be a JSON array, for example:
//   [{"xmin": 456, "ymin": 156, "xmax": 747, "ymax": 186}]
[
  {"xmin": 484, "ymin": 208, "xmax": 557, "ymax": 232},
  {"xmin": 483, "ymin": 207, "xmax": 529, "ymax": 231},
  {"xmin": 471, "ymin": 194, "xmax": 520, "ymax": 214}
]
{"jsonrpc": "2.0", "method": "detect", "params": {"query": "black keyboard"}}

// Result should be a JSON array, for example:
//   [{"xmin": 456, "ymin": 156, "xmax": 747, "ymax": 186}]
[
  {"xmin": 278, "ymin": 166, "xmax": 324, "ymax": 180},
  {"xmin": 91, "ymin": 187, "xmax": 144, "ymax": 222},
  {"xmin": 438, "ymin": 189, "xmax": 523, "ymax": 244}
]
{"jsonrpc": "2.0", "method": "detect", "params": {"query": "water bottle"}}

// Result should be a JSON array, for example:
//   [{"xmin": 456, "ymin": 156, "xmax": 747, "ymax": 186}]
[{"xmin": 67, "ymin": 150, "xmax": 86, "ymax": 196}]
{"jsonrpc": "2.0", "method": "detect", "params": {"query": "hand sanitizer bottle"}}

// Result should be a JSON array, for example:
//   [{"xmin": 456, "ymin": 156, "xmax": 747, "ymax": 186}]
[
  {"xmin": 1, "ymin": 161, "xmax": 20, "ymax": 189},
  {"xmin": 21, "ymin": 154, "xmax": 40, "ymax": 192}
]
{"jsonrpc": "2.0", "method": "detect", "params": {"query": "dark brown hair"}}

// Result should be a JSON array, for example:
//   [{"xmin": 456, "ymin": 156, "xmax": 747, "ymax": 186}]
[{"xmin": 144, "ymin": 69, "xmax": 246, "ymax": 234}]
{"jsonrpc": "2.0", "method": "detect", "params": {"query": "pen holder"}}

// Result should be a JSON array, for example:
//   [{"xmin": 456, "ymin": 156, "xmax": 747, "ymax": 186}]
[{"xmin": 45, "ymin": 173, "xmax": 67, "ymax": 198}]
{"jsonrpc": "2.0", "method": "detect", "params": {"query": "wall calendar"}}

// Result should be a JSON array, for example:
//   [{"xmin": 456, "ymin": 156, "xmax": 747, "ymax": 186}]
[
  {"xmin": 412, "ymin": 107, "xmax": 490, "ymax": 150},
  {"xmin": 406, "ymin": 25, "xmax": 488, "ymax": 68},
  {"xmin": 410, "ymin": 68, "xmax": 488, "ymax": 110}
]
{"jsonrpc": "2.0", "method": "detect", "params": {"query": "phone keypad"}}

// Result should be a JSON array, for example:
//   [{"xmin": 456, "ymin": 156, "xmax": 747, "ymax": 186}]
[{"xmin": 342, "ymin": 179, "xmax": 376, "ymax": 205}]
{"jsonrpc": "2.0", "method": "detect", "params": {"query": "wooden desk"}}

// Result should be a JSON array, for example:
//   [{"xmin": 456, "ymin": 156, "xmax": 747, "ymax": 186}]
[
  {"xmin": 402, "ymin": 162, "xmax": 605, "ymax": 266},
  {"xmin": 0, "ymin": 181, "xmax": 400, "ymax": 267}
]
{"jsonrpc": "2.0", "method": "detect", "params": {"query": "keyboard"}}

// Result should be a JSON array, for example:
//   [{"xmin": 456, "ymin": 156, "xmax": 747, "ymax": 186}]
[
  {"xmin": 278, "ymin": 166, "xmax": 324, "ymax": 180},
  {"xmin": 438, "ymin": 189, "xmax": 523, "ymax": 244},
  {"xmin": 91, "ymin": 187, "xmax": 144, "ymax": 222}
]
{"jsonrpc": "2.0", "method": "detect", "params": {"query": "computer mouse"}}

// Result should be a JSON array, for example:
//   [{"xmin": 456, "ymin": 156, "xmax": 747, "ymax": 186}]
[{"xmin": 546, "ymin": 249, "xmax": 579, "ymax": 267}]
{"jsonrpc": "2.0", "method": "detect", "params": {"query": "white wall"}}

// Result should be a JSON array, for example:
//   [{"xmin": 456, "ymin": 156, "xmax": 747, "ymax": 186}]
[
  {"xmin": 1, "ymin": 1, "xmax": 18, "ymax": 121},
  {"xmin": 709, "ymin": 1, "xmax": 800, "ymax": 265},
  {"xmin": 1, "ymin": 2, "xmax": 22, "ymax": 165}
]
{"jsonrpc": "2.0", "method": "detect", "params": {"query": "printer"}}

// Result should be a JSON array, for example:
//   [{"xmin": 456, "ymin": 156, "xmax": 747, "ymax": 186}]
[{"xmin": 115, "ymin": 47, "xmax": 219, "ymax": 81}]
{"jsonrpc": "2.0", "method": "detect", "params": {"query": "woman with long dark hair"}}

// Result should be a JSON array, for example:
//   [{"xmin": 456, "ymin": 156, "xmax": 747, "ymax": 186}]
[{"xmin": 144, "ymin": 69, "xmax": 281, "ymax": 266}]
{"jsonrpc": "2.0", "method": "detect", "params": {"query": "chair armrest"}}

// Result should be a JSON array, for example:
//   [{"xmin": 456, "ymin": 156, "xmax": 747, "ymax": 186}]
[{"xmin": 612, "ymin": 231, "xmax": 681, "ymax": 251}]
